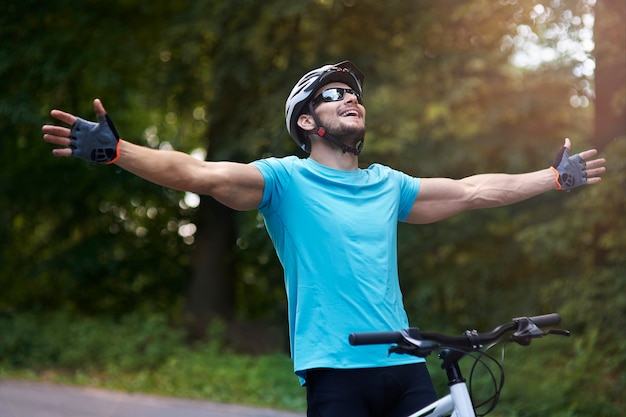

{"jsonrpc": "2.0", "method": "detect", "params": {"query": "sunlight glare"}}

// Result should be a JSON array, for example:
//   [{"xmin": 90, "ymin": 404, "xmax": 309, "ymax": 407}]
[
  {"xmin": 178, "ymin": 222, "xmax": 197, "ymax": 245},
  {"xmin": 183, "ymin": 192, "xmax": 201, "ymax": 209}
]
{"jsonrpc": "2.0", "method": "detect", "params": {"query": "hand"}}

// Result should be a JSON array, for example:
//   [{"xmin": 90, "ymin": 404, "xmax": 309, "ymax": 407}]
[
  {"xmin": 42, "ymin": 99, "xmax": 120, "ymax": 164},
  {"xmin": 550, "ymin": 138, "xmax": 606, "ymax": 190}
]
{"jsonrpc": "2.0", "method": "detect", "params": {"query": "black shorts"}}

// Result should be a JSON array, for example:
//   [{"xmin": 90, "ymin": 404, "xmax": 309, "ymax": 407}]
[{"xmin": 305, "ymin": 363, "xmax": 437, "ymax": 417}]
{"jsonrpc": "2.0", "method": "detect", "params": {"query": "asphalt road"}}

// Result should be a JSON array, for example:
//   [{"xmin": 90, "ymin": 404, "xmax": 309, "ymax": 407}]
[{"xmin": 0, "ymin": 379, "xmax": 305, "ymax": 417}]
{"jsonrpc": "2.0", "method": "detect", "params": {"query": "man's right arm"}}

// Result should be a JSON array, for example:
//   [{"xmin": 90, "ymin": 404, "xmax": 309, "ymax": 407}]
[
  {"xmin": 42, "ymin": 99, "xmax": 265, "ymax": 211},
  {"xmin": 115, "ymin": 140, "xmax": 264, "ymax": 211}
]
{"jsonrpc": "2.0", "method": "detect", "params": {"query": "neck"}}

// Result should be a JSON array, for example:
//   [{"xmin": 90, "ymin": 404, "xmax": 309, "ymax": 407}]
[{"xmin": 309, "ymin": 140, "xmax": 359, "ymax": 171}]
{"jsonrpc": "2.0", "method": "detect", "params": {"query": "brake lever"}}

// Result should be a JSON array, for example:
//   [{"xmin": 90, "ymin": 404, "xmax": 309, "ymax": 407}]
[
  {"xmin": 546, "ymin": 329, "xmax": 571, "ymax": 337},
  {"xmin": 511, "ymin": 317, "xmax": 571, "ymax": 345},
  {"xmin": 388, "ymin": 341, "xmax": 438, "ymax": 357},
  {"xmin": 388, "ymin": 328, "xmax": 439, "ymax": 358},
  {"xmin": 511, "ymin": 317, "xmax": 549, "ymax": 346}
]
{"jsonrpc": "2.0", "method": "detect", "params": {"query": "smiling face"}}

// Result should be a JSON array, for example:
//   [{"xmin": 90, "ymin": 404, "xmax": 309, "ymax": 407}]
[{"xmin": 304, "ymin": 81, "xmax": 367, "ymax": 148}]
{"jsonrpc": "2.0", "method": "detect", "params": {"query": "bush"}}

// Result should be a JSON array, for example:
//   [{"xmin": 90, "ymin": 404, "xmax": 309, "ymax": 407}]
[
  {"xmin": 0, "ymin": 311, "xmax": 306, "ymax": 411},
  {"xmin": 0, "ymin": 311, "xmax": 184, "ymax": 371}
]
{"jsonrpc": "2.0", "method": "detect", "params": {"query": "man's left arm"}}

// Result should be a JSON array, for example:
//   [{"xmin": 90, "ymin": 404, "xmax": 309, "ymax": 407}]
[{"xmin": 405, "ymin": 138, "xmax": 606, "ymax": 225}]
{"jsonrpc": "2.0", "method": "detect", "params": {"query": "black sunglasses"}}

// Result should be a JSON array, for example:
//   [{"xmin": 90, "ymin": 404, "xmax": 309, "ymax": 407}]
[{"xmin": 313, "ymin": 87, "xmax": 363, "ymax": 105}]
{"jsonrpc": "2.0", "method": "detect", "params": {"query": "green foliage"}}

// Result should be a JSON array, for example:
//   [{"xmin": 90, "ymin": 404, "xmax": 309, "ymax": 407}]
[
  {"xmin": 3, "ymin": 311, "xmax": 622, "ymax": 415},
  {"xmin": 0, "ymin": 0, "xmax": 196, "ymax": 315},
  {"xmin": 0, "ymin": 0, "xmax": 623, "ymax": 414},
  {"xmin": 0, "ymin": 312, "xmax": 185, "ymax": 371},
  {"xmin": 0, "ymin": 312, "xmax": 306, "ymax": 411},
  {"xmin": 152, "ymin": 347, "xmax": 305, "ymax": 410}
]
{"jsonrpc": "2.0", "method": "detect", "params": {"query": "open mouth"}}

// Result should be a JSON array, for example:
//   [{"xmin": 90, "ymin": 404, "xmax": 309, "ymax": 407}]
[{"xmin": 340, "ymin": 109, "xmax": 360, "ymax": 118}]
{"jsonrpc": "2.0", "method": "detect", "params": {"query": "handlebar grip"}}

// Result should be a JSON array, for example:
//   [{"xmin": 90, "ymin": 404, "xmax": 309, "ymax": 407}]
[
  {"xmin": 528, "ymin": 313, "xmax": 561, "ymax": 328},
  {"xmin": 349, "ymin": 331, "xmax": 404, "ymax": 346}
]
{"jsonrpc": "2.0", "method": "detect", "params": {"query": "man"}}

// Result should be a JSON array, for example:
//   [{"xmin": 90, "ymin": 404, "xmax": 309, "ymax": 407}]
[{"xmin": 43, "ymin": 61, "xmax": 605, "ymax": 417}]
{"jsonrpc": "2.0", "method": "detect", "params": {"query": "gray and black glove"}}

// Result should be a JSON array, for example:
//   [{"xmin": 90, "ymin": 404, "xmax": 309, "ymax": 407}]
[
  {"xmin": 70, "ymin": 114, "xmax": 120, "ymax": 164},
  {"xmin": 550, "ymin": 145, "xmax": 587, "ymax": 191}
]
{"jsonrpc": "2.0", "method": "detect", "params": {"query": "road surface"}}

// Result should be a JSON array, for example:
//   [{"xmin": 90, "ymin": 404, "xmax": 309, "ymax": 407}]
[{"xmin": 0, "ymin": 379, "xmax": 305, "ymax": 417}]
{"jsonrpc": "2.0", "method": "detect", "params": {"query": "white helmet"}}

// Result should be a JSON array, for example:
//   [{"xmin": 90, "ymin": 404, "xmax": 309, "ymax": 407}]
[{"xmin": 285, "ymin": 61, "xmax": 365, "ymax": 153}]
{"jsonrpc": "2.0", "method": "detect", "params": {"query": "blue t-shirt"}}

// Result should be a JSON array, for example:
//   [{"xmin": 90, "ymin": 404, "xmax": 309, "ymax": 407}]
[{"xmin": 251, "ymin": 156, "xmax": 424, "ymax": 384}]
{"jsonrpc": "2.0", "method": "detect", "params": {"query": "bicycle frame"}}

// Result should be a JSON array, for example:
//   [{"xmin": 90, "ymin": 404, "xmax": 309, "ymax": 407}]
[
  {"xmin": 407, "ymin": 359, "xmax": 476, "ymax": 417},
  {"xmin": 407, "ymin": 382, "xmax": 475, "ymax": 417}
]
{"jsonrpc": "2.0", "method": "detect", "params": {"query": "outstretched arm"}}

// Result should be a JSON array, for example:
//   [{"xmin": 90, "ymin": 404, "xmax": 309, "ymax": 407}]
[
  {"xmin": 406, "ymin": 139, "xmax": 606, "ymax": 224},
  {"xmin": 42, "ymin": 99, "xmax": 264, "ymax": 211}
]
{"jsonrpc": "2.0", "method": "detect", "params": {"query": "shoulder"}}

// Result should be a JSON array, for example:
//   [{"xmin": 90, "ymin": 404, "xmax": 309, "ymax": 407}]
[
  {"xmin": 365, "ymin": 163, "xmax": 413, "ymax": 176},
  {"xmin": 252, "ymin": 155, "xmax": 304, "ymax": 177},
  {"xmin": 365, "ymin": 163, "xmax": 421, "ymax": 186}
]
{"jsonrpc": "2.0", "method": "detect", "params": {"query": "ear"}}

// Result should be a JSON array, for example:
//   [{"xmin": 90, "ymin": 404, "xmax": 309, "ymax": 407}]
[{"xmin": 297, "ymin": 113, "xmax": 316, "ymax": 131}]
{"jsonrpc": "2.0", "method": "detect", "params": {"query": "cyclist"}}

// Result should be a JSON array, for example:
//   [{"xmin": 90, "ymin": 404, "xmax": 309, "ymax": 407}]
[{"xmin": 42, "ymin": 61, "xmax": 605, "ymax": 417}]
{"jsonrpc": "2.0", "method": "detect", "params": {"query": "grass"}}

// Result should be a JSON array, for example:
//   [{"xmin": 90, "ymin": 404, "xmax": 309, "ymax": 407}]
[
  {"xmin": 0, "ymin": 311, "xmax": 307, "ymax": 412},
  {"xmin": 0, "ymin": 351, "xmax": 307, "ymax": 412},
  {"xmin": 1, "ymin": 312, "xmax": 623, "ymax": 416}
]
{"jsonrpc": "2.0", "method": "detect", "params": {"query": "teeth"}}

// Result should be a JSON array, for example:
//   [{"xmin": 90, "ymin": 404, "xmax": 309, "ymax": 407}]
[{"xmin": 341, "ymin": 110, "xmax": 358, "ymax": 117}]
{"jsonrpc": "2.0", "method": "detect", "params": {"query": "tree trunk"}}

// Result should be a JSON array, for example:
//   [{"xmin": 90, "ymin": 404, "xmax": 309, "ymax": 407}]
[
  {"xmin": 593, "ymin": 0, "xmax": 626, "ymax": 149},
  {"xmin": 185, "ymin": 195, "xmax": 236, "ymax": 337}
]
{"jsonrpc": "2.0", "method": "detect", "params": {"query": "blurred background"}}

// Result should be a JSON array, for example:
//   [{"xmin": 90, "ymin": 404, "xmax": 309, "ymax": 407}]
[{"xmin": 1, "ymin": 0, "xmax": 624, "ymax": 415}]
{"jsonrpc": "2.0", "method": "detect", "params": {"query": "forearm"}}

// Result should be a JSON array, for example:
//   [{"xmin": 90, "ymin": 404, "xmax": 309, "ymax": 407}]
[
  {"xmin": 408, "ymin": 169, "xmax": 557, "ymax": 224},
  {"xmin": 461, "ymin": 168, "xmax": 557, "ymax": 209},
  {"xmin": 409, "ymin": 139, "xmax": 605, "ymax": 224},
  {"xmin": 114, "ymin": 139, "xmax": 207, "ymax": 193}
]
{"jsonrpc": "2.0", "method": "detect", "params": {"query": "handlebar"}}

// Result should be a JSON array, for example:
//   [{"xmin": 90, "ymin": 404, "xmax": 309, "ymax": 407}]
[
  {"xmin": 349, "ymin": 313, "xmax": 566, "ymax": 351},
  {"xmin": 349, "ymin": 314, "xmax": 568, "ymax": 415}
]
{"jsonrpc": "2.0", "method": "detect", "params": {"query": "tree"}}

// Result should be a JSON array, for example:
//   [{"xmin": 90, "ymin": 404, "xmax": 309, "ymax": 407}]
[
  {"xmin": 593, "ymin": 0, "xmax": 626, "ymax": 149},
  {"xmin": 0, "ymin": 0, "xmax": 195, "ymax": 315},
  {"xmin": 2, "ymin": 0, "xmax": 617, "ymax": 350}
]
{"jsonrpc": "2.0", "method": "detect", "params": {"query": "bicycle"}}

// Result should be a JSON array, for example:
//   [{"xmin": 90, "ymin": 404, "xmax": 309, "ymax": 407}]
[{"xmin": 349, "ymin": 313, "xmax": 570, "ymax": 417}]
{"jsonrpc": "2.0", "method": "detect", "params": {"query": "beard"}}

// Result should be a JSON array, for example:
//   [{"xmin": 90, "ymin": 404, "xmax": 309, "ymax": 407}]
[{"xmin": 322, "ymin": 119, "xmax": 366, "ymax": 149}]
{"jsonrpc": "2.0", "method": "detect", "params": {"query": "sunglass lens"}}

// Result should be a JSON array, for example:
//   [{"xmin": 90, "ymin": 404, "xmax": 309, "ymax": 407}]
[
  {"xmin": 314, "ymin": 88, "xmax": 362, "ymax": 105},
  {"xmin": 323, "ymin": 89, "xmax": 343, "ymax": 101}
]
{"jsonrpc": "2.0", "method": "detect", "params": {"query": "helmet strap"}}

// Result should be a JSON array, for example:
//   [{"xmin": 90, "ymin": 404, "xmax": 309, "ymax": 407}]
[{"xmin": 307, "ymin": 102, "xmax": 364, "ymax": 156}]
